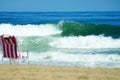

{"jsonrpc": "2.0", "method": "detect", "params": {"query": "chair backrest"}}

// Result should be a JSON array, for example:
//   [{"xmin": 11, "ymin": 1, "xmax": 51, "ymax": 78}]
[{"xmin": 0, "ymin": 35, "xmax": 19, "ymax": 59}]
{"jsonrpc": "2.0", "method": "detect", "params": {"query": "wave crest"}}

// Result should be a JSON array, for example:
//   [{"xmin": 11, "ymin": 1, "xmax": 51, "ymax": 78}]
[
  {"xmin": 60, "ymin": 21, "xmax": 120, "ymax": 38},
  {"xmin": 0, "ymin": 23, "xmax": 62, "ymax": 36}
]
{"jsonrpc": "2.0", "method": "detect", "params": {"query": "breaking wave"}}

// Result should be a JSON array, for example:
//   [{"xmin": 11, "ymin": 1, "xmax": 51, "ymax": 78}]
[
  {"xmin": 49, "ymin": 35, "xmax": 120, "ymax": 49},
  {"xmin": 60, "ymin": 21, "xmax": 120, "ymax": 38},
  {"xmin": 0, "ymin": 23, "xmax": 61, "ymax": 37}
]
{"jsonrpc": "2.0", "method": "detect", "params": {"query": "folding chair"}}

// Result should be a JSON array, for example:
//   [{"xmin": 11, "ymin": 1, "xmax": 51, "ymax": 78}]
[{"xmin": 0, "ymin": 35, "xmax": 29, "ymax": 64}]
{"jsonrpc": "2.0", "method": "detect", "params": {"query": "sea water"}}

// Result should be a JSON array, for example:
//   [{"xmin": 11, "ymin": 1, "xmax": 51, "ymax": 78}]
[{"xmin": 0, "ymin": 12, "xmax": 120, "ymax": 68}]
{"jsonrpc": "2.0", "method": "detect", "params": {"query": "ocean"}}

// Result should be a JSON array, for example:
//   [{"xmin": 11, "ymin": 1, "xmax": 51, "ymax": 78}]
[{"xmin": 0, "ymin": 12, "xmax": 120, "ymax": 68}]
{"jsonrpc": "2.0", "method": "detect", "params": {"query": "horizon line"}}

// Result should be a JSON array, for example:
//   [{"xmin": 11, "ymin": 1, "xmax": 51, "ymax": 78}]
[{"xmin": 0, "ymin": 11, "xmax": 120, "ymax": 12}]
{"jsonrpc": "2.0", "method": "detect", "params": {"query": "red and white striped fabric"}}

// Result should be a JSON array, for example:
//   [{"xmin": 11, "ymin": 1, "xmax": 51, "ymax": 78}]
[{"xmin": 0, "ymin": 35, "xmax": 19, "ymax": 59}]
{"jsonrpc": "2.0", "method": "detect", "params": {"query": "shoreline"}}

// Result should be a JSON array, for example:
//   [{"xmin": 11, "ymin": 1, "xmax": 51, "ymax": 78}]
[{"xmin": 0, "ymin": 64, "xmax": 120, "ymax": 80}]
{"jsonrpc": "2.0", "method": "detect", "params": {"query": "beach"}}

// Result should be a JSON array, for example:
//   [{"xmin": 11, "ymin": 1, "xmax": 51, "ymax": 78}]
[
  {"xmin": 0, "ymin": 0, "xmax": 120, "ymax": 79},
  {"xmin": 0, "ymin": 64, "xmax": 120, "ymax": 80}
]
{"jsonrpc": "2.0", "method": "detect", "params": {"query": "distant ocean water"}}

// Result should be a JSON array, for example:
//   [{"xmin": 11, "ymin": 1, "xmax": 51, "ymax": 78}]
[{"xmin": 0, "ymin": 12, "xmax": 120, "ymax": 68}]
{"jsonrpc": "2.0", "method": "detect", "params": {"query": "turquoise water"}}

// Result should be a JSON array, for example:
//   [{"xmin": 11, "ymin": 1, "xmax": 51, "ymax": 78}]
[{"xmin": 0, "ymin": 12, "xmax": 120, "ymax": 67}]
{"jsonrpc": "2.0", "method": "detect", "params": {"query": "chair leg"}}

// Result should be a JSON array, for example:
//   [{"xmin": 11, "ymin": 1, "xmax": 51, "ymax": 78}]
[
  {"xmin": 27, "ymin": 57, "xmax": 29, "ymax": 65},
  {"xmin": 27, "ymin": 53, "xmax": 29, "ymax": 65},
  {"xmin": 18, "ymin": 58, "xmax": 20, "ymax": 64},
  {"xmin": 28, "ymin": 56, "xmax": 29, "ymax": 65},
  {"xmin": 9, "ymin": 58, "xmax": 12, "ymax": 64},
  {"xmin": 19, "ymin": 50, "xmax": 29, "ymax": 65},
  {"xmin": 1, "ymin": 56, "xmax": 3, "ymax": 64}
]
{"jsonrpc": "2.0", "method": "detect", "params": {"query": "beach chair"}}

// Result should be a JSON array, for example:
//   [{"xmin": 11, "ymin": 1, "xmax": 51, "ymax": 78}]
[{"xmin": 0, "ymin": 35, "xmax": 29, "ymax": 64}]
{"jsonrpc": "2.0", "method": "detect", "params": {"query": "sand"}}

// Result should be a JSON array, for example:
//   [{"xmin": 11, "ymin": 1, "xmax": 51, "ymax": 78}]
[{"xmin": 0, "ymin": 64, "xmax": 120, "ymax": 80}]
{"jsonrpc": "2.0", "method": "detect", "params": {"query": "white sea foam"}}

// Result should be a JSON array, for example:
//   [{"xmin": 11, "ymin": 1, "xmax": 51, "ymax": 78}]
[
  {"xmin": 0, "ymin": 23, "xmax": 61, "ymax": 36},
  {"xmin": 25, "ymin": 50, "xmax": 120, "ymax": 67},
  {"xmin": 0, "ymin": 49, "xmax": 120, "ymax": 67},
  {"xmin": 49, "ymin": 35, "xmax": 120, "ymax": 48}
]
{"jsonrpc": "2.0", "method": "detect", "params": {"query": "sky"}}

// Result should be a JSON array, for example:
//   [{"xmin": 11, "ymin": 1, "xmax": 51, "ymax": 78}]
[{"xmin": 0, "ymin": 0, "xmax": 120, "ymax": 12}]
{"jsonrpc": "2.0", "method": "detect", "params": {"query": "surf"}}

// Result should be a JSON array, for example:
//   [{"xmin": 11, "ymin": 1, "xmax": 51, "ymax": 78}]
[
  {"xmin": 0, "ymin": 23, "xmax": 61, "ymax": 37},
  {"xmin": 0, "ymin": 21, "xmax": 120, "ymax": 68},
  {"xmin": 49, "ymin": 35, "xmax": 120, "ymax": 49},
  {"xmin": 59, "ymin": 21, "xmax": 120, "ymax": 38}
]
